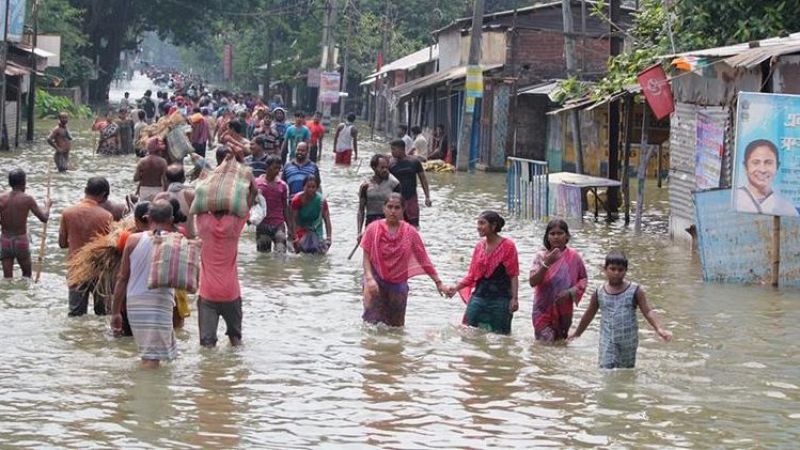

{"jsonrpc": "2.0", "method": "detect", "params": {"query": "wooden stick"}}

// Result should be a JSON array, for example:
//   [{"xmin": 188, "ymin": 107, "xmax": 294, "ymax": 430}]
[
  {"xmin": 771, "ymin": 215, "xmax": 781, "ymax": 287},
  {"xmin": 34, "ymin": 167, "xmax": 53, "ymax": 283},
  {"xmin": 347, "ymin": 238, "xmax": 361, "ymax": 260}
]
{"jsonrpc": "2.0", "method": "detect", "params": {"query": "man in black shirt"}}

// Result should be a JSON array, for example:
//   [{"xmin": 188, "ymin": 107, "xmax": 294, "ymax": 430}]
[
  {"xmin": 388, "ymin": 139, "xmax": 432, "ymax": 228},
  {"xmin": 140, "ymin": 90, "xmax": 156, "ymax": 123}
]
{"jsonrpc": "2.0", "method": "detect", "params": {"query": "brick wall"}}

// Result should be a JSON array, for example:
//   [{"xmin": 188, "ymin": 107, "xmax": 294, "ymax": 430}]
[{"xmin": 510, "ymin": 29, "xmax": 611, "ymax": 81}]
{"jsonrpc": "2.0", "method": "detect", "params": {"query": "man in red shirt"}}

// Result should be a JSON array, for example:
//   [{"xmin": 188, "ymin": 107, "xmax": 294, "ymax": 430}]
[
  {"xmin": 195, "ymin": 152, "xmax": 258, "ymax": 347},
  {"xmin": 59, "ymin": 177, "xmax": 115, "ymax": 316},
  {"xmin": 306, "ymin": 111, "xmax": 326, "ymax": 164}
]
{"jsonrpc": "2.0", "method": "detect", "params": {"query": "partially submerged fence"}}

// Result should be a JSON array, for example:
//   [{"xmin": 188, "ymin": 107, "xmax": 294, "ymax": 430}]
[{"xmin": 507, "ymin": 157, "xmax": 549, "ymax": 221}]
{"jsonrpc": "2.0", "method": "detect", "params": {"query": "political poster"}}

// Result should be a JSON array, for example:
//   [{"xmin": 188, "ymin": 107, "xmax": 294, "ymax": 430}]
[
  {"xmin": 319, "ymin": 71, "xmax": 340, "ymax": 104},
  {"xmin": 695, "ymin": 111, "xmax": 724, "ymax": 190},
  {"xmin": 0, "ymin": 0, "xmax": 26, "ymax": 43},
  {"xmin": 732, "ymin": 92, "xmax": 800, "ymax": 217}
]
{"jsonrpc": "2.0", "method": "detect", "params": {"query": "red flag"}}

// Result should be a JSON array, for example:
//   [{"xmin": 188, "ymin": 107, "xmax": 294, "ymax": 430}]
[{"xmin": 637, "ymin": 64, "xmax": 674, "ymax": 120}]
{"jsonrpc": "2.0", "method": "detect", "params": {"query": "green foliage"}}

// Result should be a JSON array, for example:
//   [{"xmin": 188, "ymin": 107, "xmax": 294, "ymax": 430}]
[
  {"xmin": 37, "ymin": 0, "xmax": 92, "ymax": 87},
  {"xmin": 35, "ymin": 89, "xmax": 92, "ymax": 119},
  {"xmin": 574, "ymin": 0, "xmax": 675, "ymax": 101},
  {"xmin": 552, "ymin": 77, "xmax": 589, "ymax": 104},
  {"xmin": 676, "ymin": 0, "xmax": 800, "ymax": 49}
]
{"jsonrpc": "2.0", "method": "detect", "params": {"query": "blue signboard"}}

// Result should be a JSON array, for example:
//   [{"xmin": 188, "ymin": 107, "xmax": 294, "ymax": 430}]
[
  {"xmin": 733, "ymin": 92, "xmax": 800, "ymax": 217},
  {"xmin": 695, "ymin": 188, "xmax": 800, "ymax": 286},
  {"xmin": 0, "ymin": 0, "xmax": 26, "ymax": 43}
]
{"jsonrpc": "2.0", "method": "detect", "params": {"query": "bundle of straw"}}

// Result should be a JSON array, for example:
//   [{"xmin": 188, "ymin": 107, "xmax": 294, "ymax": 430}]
[
  {"xmin": 136, "ymin": 113, "xmax": 188, "ymax": 149},
  {"xmin": 66, "ymin": 218, "xmax": 136, "ymax": 298}
]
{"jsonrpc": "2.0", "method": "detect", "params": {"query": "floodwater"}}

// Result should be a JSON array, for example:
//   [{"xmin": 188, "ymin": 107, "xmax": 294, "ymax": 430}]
[{"xmin": 1, "ymin": 81, "xmax": 798, "ymax": 448}]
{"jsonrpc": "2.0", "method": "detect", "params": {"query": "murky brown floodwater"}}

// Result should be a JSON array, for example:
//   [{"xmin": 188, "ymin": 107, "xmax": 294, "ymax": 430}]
[{"xmin": 0, "ymin": 76, "xmax": 798, "ymax": 448}]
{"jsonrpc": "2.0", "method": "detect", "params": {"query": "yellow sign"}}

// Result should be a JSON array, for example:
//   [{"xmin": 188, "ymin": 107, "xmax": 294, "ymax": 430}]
[
  {"xmin": 465, "ymin": 65, "xmax": 483, "ymax": 98},
  {"xmin": 465, "ymin": 96, "xmax": 476, "ymax": 113}
]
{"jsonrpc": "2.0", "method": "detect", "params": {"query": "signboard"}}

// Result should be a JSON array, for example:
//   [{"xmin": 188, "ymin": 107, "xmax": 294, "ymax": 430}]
[
  {"xmin": 695, "ymin": 111, "xmax": 724, "ymax": 190},
  {"xmin": 465, "ymin": 65, "xmax": 483, "ymax": 98},
  {"xmin": 307, "ymin": 68, "xmax": 320, "ymax": 88},
  {"xmin": 637, "ymin": 64, "xmax": 674, "ymax": 120},
  {"xmin": 319, "ymin": 71, "xmax": 340, "ymax": 104},
  {"xmin": 38, "ymin": 35, "xmax": 61, "ymax": 67},
  {"xmin": 0, "ymin": 0, "xmax": 26, "ymax": 43},
  {"xmin": 694, "ymin": 188, "xmax": 800, "ymax": 286},
  {"xmin": 223, "ymin": 44, "xmax": 233, "ymax": 81},
  {"xmin": 732, "ymin": 92, "xmax": 800, "ymax": 217}
]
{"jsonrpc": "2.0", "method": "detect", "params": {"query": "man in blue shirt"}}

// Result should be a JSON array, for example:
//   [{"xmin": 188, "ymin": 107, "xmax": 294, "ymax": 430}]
[
  {"xmin": 282, "ymin": 111, "xmax": 311, "ymax": 165},
  {"xmin": 282, "ymin": 142, "xmax": 321, "ymax": 197}
]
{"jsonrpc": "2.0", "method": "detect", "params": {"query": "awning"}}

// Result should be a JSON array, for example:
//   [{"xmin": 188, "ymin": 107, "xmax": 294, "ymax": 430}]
[
  {"xmin": 12, "ymin": 43, "xmax": 56, "ymax": 59},
  {"xmin": 365, "ymin": 45, "xmax": 438, "ymax": 80},
  {"xmin": 5, "ymin": 61, "xmax": 36, "ymax": 76},
  {"xmin": 392, "ymin": 64, "xmax": 503, "ymax": 99},
  {"xmin": 518, "ymin": 80, "xmax": 563, "ymax": 96}
]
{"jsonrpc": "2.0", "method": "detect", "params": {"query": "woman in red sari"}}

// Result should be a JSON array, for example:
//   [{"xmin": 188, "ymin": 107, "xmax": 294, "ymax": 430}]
[
  {"xmin": 446, "ymin": 211, "xmax": 519, "ymax": 335},
  {"xmin": 529, "ymin": 219, "xmax": 588, "ymax": 342},
  {"xmin": 361, "ymin": 193, "xmax": 445, "ymax": 327}
]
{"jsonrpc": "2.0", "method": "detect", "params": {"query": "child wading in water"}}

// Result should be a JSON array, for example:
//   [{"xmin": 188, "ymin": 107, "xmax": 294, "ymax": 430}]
[{"xmin": 569, "ymin": 251, "xmax": 672, "ymax": 368}]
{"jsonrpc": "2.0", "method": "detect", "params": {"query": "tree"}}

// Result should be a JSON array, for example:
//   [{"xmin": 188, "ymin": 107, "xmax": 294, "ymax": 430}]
[
  {"xmin": 36, "ymin": 0, "xmax": 91, "ymax": 88},
  {"xmin": 677, "ymin": 0, "xmax": 800, "ymax": 49},
  {"xmin": 66, "ymin": 0, "xmax": 248, "ymax": 102}
]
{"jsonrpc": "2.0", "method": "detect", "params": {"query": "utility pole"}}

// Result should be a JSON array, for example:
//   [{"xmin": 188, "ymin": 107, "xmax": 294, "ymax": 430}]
[
  {"xmin": 606, "ymin": 0, "xmax": 622, "ymax": 217},
  {"xmin": 339, "ymin": 1, "xmax": 351, "ymax": 120},
  {"xmin": 562, "ymin": 0, "xmax": 583, "ymax": 174},
  {"xmin": 26, "ymin": 0, "xmax": 38, "ymax": 141},
  {"xmin": 456, "ymin": 0, "xmax": 485, "ymax": 172},
  {"xmin": 319, "ymin": 0, "xmax": 337, "ymax": 127},
  {"xmin": 0, "ymin": 0, "xmax": 10, "ymax": 150}
]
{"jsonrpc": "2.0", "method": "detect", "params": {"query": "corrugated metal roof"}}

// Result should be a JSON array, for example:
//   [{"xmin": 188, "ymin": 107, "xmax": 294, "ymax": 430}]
[
  {"xmin": 670, "ymin": 32, "xmax": 800, "ymax": 59},
  {"xmin": 391, "ymin": 64, "xmax": 503, "ymax": 99},
  {"xmin": 364, "ymin": 45, "xmax": 438, "ymax": 81},
  {"xmin": 518, "ymin": 80, "xmax": 563, "ymax": 96},
  {"xmin": 724, "ymin": 41, "xmax": 800, "ymax": 68},
  {"xmin": 432, "ymin": 0, "xmax": 634, "ymax": 36}
]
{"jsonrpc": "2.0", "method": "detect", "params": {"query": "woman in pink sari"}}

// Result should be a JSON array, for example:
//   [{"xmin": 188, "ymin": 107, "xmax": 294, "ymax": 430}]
[
  {"xmin": 361, "ymin": 193, "xmax": 445, "ymax": 327},
  {"xmin": 529, "ymin": 219, "xmax": 588, "ymax": 342}
]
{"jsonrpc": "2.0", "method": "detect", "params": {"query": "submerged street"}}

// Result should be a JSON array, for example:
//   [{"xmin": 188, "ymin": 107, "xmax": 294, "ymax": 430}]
[{"xmin": 0, "ymin": 74, "xmax": 797, "ymax": 447}]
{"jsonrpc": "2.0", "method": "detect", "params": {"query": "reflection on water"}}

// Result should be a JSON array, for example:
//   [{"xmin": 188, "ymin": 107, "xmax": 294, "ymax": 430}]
[{"xmin": 0, "ymin": 77, "xmax": 798, "ymax": 447}]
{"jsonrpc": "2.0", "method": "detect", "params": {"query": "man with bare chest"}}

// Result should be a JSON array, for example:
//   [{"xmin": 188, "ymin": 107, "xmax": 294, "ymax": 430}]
[
  {"xmin": 134, "ymin": 138, "xmax": 168, "ymax": 201},
  {"xmin": 0, "ymin": 169, "xmax": 51, "ymax": 278},
  {"xmin": 46, "ymin": 112, "xmax": 72, "ymax": 173}
]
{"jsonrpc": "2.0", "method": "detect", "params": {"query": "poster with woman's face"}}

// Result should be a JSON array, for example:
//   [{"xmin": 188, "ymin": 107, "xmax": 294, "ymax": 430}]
[{"xmin": 732, "ymin": 92, "xmax": 800, "ymax": 217}]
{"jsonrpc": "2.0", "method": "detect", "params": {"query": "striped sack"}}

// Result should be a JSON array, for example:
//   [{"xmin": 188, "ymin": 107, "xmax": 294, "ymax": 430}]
[
  {"xmin": 148, "ymin": 232, "xmax": 201, "ymax": 293},
  {"xmin": 190, "ymin": 158, "xmax": 251, "ymax": 217}
]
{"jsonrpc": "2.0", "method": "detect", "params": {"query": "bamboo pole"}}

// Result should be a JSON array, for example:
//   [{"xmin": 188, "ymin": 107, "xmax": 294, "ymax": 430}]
[
  {"xmin": 771, "ymin": 215, "xmax": 780, "ymax": 287},
  {"xmin": 34, "ymin": 167, "xmax": 52, "ymax": 283}
]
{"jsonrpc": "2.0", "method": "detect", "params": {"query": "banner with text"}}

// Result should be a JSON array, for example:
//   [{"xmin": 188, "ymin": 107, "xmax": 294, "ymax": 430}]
[
  {"xmin": 695, "ymin": 111, "xmax": 724, "ymax": 190},
  {"xmin": 319, "ymin": 71, "xmax": 341, "ymax": 104},
  {"xmin": 733, "ymin": 92, "xmax": 800, "ymax": 217}
]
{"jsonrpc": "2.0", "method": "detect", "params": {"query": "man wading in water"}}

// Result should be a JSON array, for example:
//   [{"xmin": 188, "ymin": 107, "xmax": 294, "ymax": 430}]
[
  {"xmin": 135, "ymin": 137, "xmax": 168, "ymax": 202},
  {"xmin": 0, "ymin": 169, "xmax": 52, "ymax": 278},
  {"xmin": 46, "ymin": 112, "xmax": 72, "ymax": 173}
]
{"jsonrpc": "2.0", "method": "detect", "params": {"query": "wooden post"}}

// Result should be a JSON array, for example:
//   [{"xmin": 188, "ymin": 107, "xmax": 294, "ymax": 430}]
[
  {"xmin": 634, "ymin": 104, "xmax": 651, "ymax": 233},
  {"xmin": 622, "ymin": 94, "xmax": 634, "ymax": 224},
  {"xmin": 606, "ymin": 0, "xmax": 622, "ymax": 217},
  {"xmin": 562, "ymin": 0, "xmax": 584, "ymax": 173},
  {"xmin": 771, "ymin": 215, "xmax": 781, "ymax": 287},
  {"xmin": 656, "ymin": 143, "xmax": 663, "ymax": 188}
]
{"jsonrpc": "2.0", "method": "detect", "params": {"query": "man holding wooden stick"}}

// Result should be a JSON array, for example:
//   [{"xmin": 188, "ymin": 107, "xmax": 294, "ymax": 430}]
[{"xmin": 0, "ymin": 169, "xmax": 52, "ymax": 278}]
